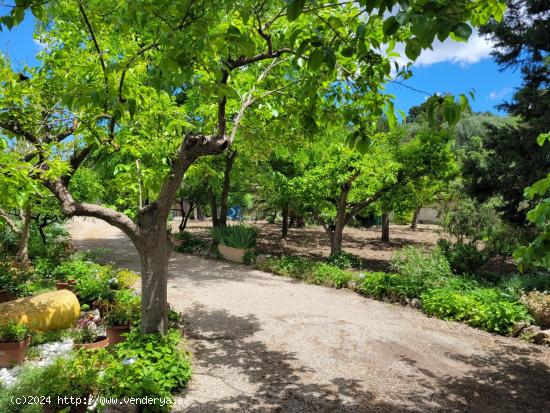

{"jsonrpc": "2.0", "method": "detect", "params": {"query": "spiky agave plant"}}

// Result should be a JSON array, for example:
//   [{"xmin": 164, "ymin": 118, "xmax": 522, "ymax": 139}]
[{"xmin": 212, "ymin": 225, "xmax": 258, "ymax": 249}]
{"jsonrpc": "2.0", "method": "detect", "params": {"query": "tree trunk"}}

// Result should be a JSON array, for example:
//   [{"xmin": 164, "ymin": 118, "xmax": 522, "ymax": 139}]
[
  {"xmin": 381, "ymin": 211, "xmax": 390, "ymax": 243},
  {"xmin": 208, "ymin": 188, "xmax": 219, "ymax": 228},
  {"xmin": 327, "ymin": 177, "xmax": 355, "ymax": 256},
  {"xmin": 178, "ymin": 200, "xmax": 186, "ymax": 231},
  {"xmin": 196, "ymin": 205, "xmax": 205, "ymax": 220},
  {"xmin": 136, "ymin": 231, "xmax": 170, "ymax": 334},
  {"xmin": 16, "ymin": 204, "xmax": 32, "ymax": 266},
  {"xmin": 281, "ymin": 203, "xmax": 289, "ymax": 238},
  {"xmin": 218, "ymin": 151, "xmax": 236, "ymax": 228},
  {"xmin": 180, "ymin": 202, "xmax": 195, "ymax": 231},
  {"xmin": 411, "ymin": 206, "xmax": 421, "ymax": 230}
]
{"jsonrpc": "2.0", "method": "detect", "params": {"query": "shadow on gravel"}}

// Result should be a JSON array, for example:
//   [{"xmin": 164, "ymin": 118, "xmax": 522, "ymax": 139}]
[
  {"xmin": 179, "ymin": 304, "xmax": 419, "ymax": 413},
  {"xmin": 400, "ymin": 345, "xmax": 550, "ymax": 413}
]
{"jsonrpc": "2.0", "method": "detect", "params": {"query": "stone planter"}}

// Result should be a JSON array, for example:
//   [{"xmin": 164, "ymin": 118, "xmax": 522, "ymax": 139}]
[
  {"xmin": 0, "ymin": 336, "xmax": 30, "ymax": 368},
  {"xmin": 106, "ymin": 325, "xmax": 131, "ymax": 346},
  {"xmin": 217, "ymin": 244, "xmax": 253, "ymax": 264},
  {"xmin": 73, "ymin": 336, "xmax": 109, "ymax": 351}
]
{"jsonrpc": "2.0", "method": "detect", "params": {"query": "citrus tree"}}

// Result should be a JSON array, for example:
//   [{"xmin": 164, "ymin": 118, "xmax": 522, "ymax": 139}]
[{"xmin": 0, "ymin": 0, "xmax": 506, "ymax": 333}]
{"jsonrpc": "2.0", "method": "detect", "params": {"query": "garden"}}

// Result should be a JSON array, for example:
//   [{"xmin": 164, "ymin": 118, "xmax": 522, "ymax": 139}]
[{"xmin": 0, "ymin": 0, "xmax": 549, "ymax": 411}]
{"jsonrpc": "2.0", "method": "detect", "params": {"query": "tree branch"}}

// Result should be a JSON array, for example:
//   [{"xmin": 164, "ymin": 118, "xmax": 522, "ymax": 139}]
[
  {"xmin": 78, "ymin": 0, "xmax": 109, "ymax": 94},
  {"xmin": 0, "ymin": 209, "xmax": 19, "ymax": 233},
  {"xmin": 45, "ymin": 179, "xmax": 139, "ymax": 240}
]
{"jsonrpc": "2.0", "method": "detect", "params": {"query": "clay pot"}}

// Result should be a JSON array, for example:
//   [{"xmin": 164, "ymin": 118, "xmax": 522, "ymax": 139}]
[
  {"xmin": 56, "ymin": 282, "xmax": 69, "ymax": 290},
  {"xmin": 106, "ymin": 325, "xmax": 131, "ymax": 346},
  {"xmin": 0, "ymin": 291, "xmax": 17, "ymax": 303},
  {"xmin": 0, "ymin": 336, "xmax": 30, "ymax": 368},
  {"xmin": 73, "ymin": 335, "xmax": 109, "ymax": 351},
  {"xmin": 217, "ymin": 245, "xmax": 254, "ymax": 264}
]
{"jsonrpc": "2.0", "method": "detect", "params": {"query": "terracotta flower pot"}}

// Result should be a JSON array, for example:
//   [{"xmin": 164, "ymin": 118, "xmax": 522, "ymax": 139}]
[
  {"xmin": 73, "ymin": 335, "xmax": 109, "ymax": 350},
  {"xmin": 218, "ymin": 244, "xmax": 254, "ymax": 264},
  {"xmin": 106, "ymin": 325, "xmax": 131, "ymax": 346},
  {"xmin": 0, "ymin": 336, "xmax": 30, "ymax": 368},
  {"xmin": 56, "ymin": 282, "xmax": 69, "ymax": 291},
  {"xmin": 0, "ymin": 291, "xmax": 17, "ymax": 303}
]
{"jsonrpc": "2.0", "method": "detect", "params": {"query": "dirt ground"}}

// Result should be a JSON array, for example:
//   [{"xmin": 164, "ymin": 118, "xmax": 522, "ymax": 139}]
[
  {"xmin": 69, "ymin": 218, "xmax": 550, "ymax": 413},
  {"xmin": 177, "ymin": 220, "xmax": 518, "ymax": 273}
]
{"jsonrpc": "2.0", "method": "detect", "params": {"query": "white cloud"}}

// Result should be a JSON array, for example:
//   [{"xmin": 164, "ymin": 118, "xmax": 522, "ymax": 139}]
[
  {"xmin": 390, "ymin": 31, "xmax": 494, "ymax": 69},
  {"xmin": 487, "ymin": 87, "xmax": 512, "ymax": 100},
  {"xmin": 33, "ymin": 38, "xmax": 46, "ymax": 50}
]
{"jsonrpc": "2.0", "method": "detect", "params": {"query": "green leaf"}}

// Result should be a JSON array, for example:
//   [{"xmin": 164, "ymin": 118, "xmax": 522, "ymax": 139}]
[
  {"xmin": 128, "ymin": 98, "xmax": 137, "ymax": 119},
  {"xmin": 287, "ymin": 0, "xmax": 306, "ymax": 21},
  {"xmin": 404, "ymin": 38, "xmax": 421, "ymax": 60},
  {"xmin": 382, "ymin": 16, "xmax": 400, "ymax": 36},
  {"xmin": 452, "ymin": 23, "xmax": 472, "ymax": 41},
  {"xmin": 308, "ymin": 48, "xmax": 324, "ymax": 71}
]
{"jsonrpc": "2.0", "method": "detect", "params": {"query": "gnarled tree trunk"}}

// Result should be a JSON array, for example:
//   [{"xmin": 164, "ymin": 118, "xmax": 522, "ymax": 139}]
[
  {"xmin": 381, "ymin": 211, "xmax": 390, "ymax": 243},
  {"xmin": 16, "ymin": 204, "xmax": 32, "ymax": 266},
  {"xmin": 281, "ymin": 202, "xmax": 289, "ymax": 238},
  {"xmin": 411, "ymin": 206, "xmax": 421, "ymax": 230}
]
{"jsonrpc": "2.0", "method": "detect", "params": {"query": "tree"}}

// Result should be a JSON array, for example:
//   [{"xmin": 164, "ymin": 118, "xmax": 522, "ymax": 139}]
[
  {"xmin": 470, "ymin": 0, "xmax": 550, "ymax": 223},
  {"xmin": 0, "ymin": 0, "xmax": 505, "ymax": 334}
]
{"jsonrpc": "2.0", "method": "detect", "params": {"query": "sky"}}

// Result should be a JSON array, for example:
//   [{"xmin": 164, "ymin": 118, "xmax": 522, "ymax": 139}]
[{"xmin": 0, "ymin": 14, "xmax": 522, "ymax": 117}]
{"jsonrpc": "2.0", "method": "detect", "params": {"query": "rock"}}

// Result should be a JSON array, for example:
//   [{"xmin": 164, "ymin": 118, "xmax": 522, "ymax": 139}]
[
  {"xmin": 409, "ymin": 298, "xmax": 422, "ymax": 309},
  {"xmin": 512, "ymin": 321, "xmax": 529, "ymax": 337},
  {"xmin": 0, "ymin": 290, "xmax": 80, "ymax": 331},
  {"xmin": 255, "ymin": 254, "xmax": 270, "ymax": 264},
  {"xmin": 534, "ymin": 329, "xmax": 550, "ymax": 345}
]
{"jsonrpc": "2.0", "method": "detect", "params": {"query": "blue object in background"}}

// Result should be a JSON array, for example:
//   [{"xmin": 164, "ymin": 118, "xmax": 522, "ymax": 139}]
[{"xmin": 227, "ymin": 206, "xmax": 242, "ymax": 221}]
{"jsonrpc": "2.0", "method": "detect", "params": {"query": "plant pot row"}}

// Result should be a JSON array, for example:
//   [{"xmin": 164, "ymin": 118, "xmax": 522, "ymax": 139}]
[{"xmin": 0, "ymin": 326, "xmax": 131, "ymax": 368}]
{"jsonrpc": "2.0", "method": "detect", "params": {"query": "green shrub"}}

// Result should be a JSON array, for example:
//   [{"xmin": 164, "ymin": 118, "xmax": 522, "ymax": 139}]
[
  {"xmin": 0, "ymin": 350, "xmax": 113, "ymax": 413},
  {"xmin": 421, "ymin": 287, "xmax": 533, "ymax": 334},
  {"xmin": 258, "ymin": 256, "xmax": 353, "ymax": 288},
  {"xmin": 326, "ymin": 251, "xmax": 361, "ymax": 269},
  {"xmin": 175, "ymin": 232, "xmax": 212, "ymax": 255},
  {"xmin": 390, "ymin": 246, "xmax": 452, "ymax": 280},
  {"xmin": 358, "ymin": 271, "xmax": 441, "ymax": 300},
  {"xmin": 104, "ymin": 290, "xmax": 141, "ymax": 327},
  {"xmin": 0, "ymin": 321, "xmax": 29, "ymax": 343},
  {"xmin": 257, "ymin": 256, "xmax": 312, "ymax": 279},
  {"xmin": 497, "ymin": 272, "xmax": 550, "ymax": 297},
  {"xmin": 437, "ymin": 239, "xmax": 487, "ymax": 274},
  {"xmin": 311, "ymin": 263, "xmax": 353, "ymax": 288},
  {"xmin": 0, "ymin": 261, "xmax": 30, "ymax": 297},
  {"xmin": 100, "ymin": 329, "xmax": 191, "ymax": 412},
  {"xmin": 28, "ymin": 223, "xmax": 71, "ymax": 265},
  {"xmin": 212, "ymin": 225, "xmax": 258, "ymax": 249}
]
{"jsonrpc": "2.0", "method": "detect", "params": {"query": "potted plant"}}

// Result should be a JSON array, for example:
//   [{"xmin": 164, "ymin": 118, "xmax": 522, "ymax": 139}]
[
  {"xmin": 212, "ymin": 225, "xmax": 258, "ymax": 264},
  {"xmin": 73, "ymin": 315, "xmax": 108, "ymax": 350},
  {"xmin": 0, "ymin": 321, "xmax": 31, "ymax": 367},
  {"xmin": 0, "ymin": 261, "xmax": 30, "ymax": 302},
  {"xmin": 104, "ymin": 291, "xmax": 141, "ymax": 346}
]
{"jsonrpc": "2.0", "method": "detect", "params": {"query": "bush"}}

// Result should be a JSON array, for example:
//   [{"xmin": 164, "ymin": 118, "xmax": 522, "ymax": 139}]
[
  {"xmin": 437, "ymin": 239, "xmax": 487, "ymax": 274},
  {"xmin": 358, "ymin": 271, "xmax": 442, "ymax": 300},
  {"xmin": 421, "ymin": 287, "xmax": 533, "ymax": 334},
  {"xmin": 0, "ymin": 349, "xmax": 113, "ymax": 413},
  {"xmin": 28, "ymin": 223, "xmax": 71, "ymax": 265},
  {"xmin": 0, "ymin": 261, "xmax": 31, "ymax": 297},
  {"xmin": 497, "ymin": 272, "xmax": 550, "ymax": 298},
  {"xmin": 326, "ymin": 251, "xmax": 361, "ymax": 269},
  {"xmin": 258, "ymin": 256, "xmax": 353, "ymax": 288},
  {"xmin": 257, "ymin": 256, "xmax": 312, "ymax": 279},
  {"xmin": 212, "ymin": 225, "xmax": 258, "ymax": 249},
  {"xmin": 390, "ymin": 246, "xmax": 452, "ymax": 280},
  {"xmin": 0, "ymin": 321, "xmax": 29, "ymax": 343},
  {"xmin": 311, "ymin": 263, "xmax": 353, "ymax": 288},
  {"xmin": 100, "ymin": 329, "xmax": 191, "ymax": 412},
  {"xmin": 104, "ymin": 290, "xmax": 141, "ymax": 327},
  {"xmin": 175, "ymin": 232, "xmax": 212, "ymax": 255},
  {"xmin": 520, "ymin": 291, "xmax": 550, "ymax": 328}
]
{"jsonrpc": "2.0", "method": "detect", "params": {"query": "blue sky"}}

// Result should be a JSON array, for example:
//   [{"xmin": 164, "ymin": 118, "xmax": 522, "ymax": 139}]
[{"xmin": 0, "ymin": 14, "xmax": 522, "ymax": 117}]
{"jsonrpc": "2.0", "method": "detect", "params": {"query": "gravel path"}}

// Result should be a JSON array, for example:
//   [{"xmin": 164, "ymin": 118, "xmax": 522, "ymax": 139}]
[{"xmin": 68, "ymin": 218, "xmax": 550, "ymax": 413}]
